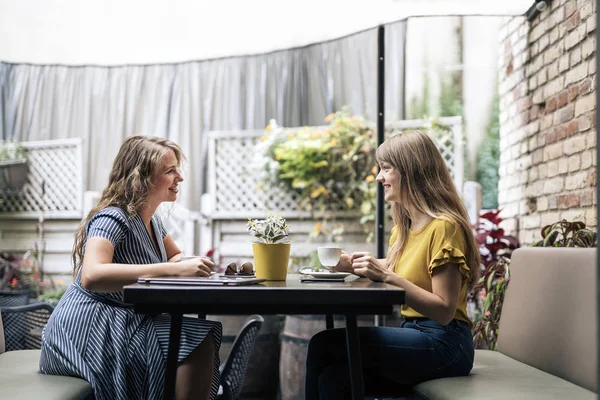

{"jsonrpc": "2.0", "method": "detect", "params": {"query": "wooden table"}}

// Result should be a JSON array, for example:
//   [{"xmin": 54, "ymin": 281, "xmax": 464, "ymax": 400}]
[{"xmin": 123, "ymin": 274, "xmax": 405, "ymax": 400}]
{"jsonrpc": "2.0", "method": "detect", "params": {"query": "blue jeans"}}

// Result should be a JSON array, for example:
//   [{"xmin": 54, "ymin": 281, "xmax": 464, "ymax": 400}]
[{"xmin": 304, "ymin": 318, "xmax": 474, "ymax": 399}]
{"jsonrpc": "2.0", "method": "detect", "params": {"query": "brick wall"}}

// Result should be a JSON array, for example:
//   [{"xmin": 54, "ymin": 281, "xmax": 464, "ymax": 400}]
[{"xmin": 498, "ymin": 0, "xmax": 596, "ymax": 245}]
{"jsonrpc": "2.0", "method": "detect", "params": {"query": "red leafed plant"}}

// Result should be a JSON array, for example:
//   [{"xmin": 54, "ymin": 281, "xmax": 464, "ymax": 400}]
[
  {"xmin": 476, "ymin": 210, "xmax": 519, "ymax": 268},
  {"xmin": 471, "ymin": 210, "xmax": 519, "ymax": 350}
]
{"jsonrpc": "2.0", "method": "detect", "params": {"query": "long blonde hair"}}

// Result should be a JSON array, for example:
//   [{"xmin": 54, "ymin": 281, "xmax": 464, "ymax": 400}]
[
  {"xmin": 72, "ymin": 136, "xmax": 184, "ymax": 276},
  {"xmin": 376, "ymin": 130, "xmax": 480, "ymax": 288}
]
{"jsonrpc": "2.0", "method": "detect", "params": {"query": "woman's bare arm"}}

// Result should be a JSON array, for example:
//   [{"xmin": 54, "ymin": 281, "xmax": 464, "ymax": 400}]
[
  {"xmin": 80, "ymin": 237, "xmax": 212, "ymax": 292},
  {"xmin": 383, "ymin": 264, "xmax": 462, "ymax": 325},
  {"xmin": 163, "ymin": 234, "xmax": 183, "ymax": 262},
  {"xmin": 350, "ymin": 252, "xmax": 462, "ymax": 325}
]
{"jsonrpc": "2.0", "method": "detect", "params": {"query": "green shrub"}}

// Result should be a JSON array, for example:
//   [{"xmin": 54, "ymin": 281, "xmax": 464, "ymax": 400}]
[{"xmin": 476, "ymin": 94, "xmax": 500, "ymax": 209}]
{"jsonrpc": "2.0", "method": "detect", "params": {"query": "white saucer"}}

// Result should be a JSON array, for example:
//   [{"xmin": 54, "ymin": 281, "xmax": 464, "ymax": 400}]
[
  {"xmin": 299, "ymin": 268, "xmax": 351, "ymax": 279},
  {"xmin": 308, "ymin": 271, "xmax": 351, "ymax": 279}
]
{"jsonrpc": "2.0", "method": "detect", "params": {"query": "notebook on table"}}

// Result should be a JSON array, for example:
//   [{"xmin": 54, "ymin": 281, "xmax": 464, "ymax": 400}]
[{"xmin": 137, "ymin": 276, "xmax": 266, "ymax": 286}]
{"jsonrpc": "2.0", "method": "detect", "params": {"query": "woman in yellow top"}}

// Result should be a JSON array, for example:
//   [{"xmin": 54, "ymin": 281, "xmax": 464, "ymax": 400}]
[{"xmin": 305, "ymin": 130, "xmax": 480, "ymax": 399}]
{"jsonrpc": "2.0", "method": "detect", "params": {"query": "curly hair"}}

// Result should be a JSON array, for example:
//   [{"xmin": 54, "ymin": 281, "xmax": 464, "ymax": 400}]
[{"xmin": 72, "ymin": 136, "xmax": 184, "ymax": 276}]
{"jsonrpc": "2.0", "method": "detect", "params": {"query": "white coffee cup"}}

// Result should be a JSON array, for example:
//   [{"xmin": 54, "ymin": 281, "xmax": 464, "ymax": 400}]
[{"xmin": 317, "ymin": 246, "xmax": 342, "ymax": 268}]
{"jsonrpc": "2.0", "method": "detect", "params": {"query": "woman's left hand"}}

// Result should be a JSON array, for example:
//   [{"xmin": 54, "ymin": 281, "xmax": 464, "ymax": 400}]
[{"xmin": 350, "ymin": 252, "xmax": 391, "ymax": 282}]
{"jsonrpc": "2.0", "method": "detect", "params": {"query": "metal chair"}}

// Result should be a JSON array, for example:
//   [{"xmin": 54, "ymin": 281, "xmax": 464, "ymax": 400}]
[
  {"xmin": 217, "ymin": 314, "xmax": 264, "ymax": 400},
  {"xmin": 0, "ymin": 302, "xmax": 54, "ymax": 351}
]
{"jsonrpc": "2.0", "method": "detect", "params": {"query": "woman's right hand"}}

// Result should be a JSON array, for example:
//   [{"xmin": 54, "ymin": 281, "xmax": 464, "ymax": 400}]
[
  {"xmin": 173, "ymin": 258, "xmax": 214, "ymax": 277},
  {"xmin": 332, "ymin": 252, "xmax": 354, "ymax": 274}
]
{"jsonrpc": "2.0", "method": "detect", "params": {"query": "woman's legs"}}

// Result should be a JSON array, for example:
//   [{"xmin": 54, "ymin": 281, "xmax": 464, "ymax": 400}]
[
  {"xmin": 175, "ymin": 332, "xmax": 216, "ymax": 400},
  {"xmin": 305, "ymin": 322, "xmax": 473, "ymax": 400}
]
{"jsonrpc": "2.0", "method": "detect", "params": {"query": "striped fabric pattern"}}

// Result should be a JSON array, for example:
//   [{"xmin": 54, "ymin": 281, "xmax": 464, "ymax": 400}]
[{"xmin": 39, "ymin": 207, "xmax": 222, "ymax": 400}]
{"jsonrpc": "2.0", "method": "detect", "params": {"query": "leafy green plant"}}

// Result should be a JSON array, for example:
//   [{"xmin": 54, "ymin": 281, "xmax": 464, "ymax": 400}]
[
  {"xmin": 257, "ymin": 108, "xmax": 377, "ymax": 241},
  {"xmin": 472, "ymin": 256, "xmax": 510, "ymax": 350},
  {"xmin": 532, "ymin": 219, "xmax": 597, "ymax": 247},
  {"xmin": 38, "ymin": 286, "xmax": 67, "ymax": 303},
  {"xmin": 473, "ymin": 217, "xmax": 597, "ymax": 350},
  {"xmin": 476, "ymin": 94, "xmax": 500, "ymax": 209},
  {"xmin": 439, "ymin": 77, "xmax": 463, "ymax": 117}
]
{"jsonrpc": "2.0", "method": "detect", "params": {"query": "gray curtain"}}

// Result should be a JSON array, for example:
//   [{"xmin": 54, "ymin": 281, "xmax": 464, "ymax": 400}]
[{"xmin": 0, "ymin": 20, "xmax": 406, "ymax": 212}]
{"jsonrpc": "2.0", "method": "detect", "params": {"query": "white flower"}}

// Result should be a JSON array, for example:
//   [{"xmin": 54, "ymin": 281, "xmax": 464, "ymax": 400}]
[{"xmin": 247, "ymin": 213, "xmax": 291, "ymax": 244}]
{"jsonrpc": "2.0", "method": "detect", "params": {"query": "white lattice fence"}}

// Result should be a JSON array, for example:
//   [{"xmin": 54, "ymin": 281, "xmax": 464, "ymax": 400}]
[
  {"xmin": 0, "ymin": 138, "xmax": 83, "ymax": 217},
  {"xmin": 208, "ymin": 130, "xmax": 307, "ymax": 218},
  {"xmin": 386, "ymin": 116, "xmax": 464, "ymax": 191}
]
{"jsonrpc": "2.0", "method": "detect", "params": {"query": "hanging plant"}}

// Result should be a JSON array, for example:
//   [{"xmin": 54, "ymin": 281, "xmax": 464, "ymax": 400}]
[{"xmin": 0, "ymin": 141, "xmax": 29, "ymax": 191}]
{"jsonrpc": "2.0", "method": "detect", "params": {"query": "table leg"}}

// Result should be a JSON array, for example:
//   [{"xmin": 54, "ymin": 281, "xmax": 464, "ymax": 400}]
[
  {"xmin": 164, "ymin": 313, "xmax": 183, "ymax": 400},
  {"xmin": 374, "ymin": 314, "xmax": 386, "ymax": 326},
  {"xmin": 345, "ymin": 314, "xmax": 365, "ymax": 400},
  {"xmin": 326, "ymin": 314, "xmax": 334, "ymax": 329}
]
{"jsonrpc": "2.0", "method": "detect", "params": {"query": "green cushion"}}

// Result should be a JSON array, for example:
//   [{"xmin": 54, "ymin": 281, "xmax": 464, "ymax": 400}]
[
  {"xmin": 0, "ymin": 349, "xmax": 93, "ymax": 400},
  {"xmin": 413, "ymin": 350, "xmax": 596, "ymax": 400}
]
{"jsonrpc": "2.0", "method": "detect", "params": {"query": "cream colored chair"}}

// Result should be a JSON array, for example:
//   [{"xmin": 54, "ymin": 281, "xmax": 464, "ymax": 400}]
[
  {"xmin": 414, "ymin": 247, "xmax": 597, "ymax": 399},
  {"xmin": 0, "ymin": 308, "xmax": 94, "ymax": 400}
]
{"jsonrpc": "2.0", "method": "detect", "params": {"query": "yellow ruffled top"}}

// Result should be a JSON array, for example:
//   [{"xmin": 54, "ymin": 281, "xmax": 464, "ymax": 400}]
[{"xmin": 389, "ymin": 219, "xmax": 473, "ymax": 327}]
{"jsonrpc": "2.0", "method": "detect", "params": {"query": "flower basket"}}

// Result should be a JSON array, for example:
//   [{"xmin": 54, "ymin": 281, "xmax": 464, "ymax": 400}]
[
  {"xmin": 0, "ymin": 160, "xmax": 29, "ymax": 191},
  {"xmin": 0, "ymin": 288, "xmax": 30, "ymax": 307}
]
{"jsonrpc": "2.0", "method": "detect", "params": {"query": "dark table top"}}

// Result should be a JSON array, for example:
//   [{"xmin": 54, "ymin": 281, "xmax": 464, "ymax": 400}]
[{"xmin": 123, "ymin": 274, "xmax": 405, "ymax": 315}]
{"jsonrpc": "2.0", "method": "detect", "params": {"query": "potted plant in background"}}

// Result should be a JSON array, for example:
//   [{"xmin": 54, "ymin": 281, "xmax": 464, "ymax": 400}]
[
  {"xmin": 472, "ymin": 217, "xmax": 597, "ymax": 350},
  {"xmin": 532, "ymin": 219, "xmax": 597, "ymax": 247},
  {"xmin": 37, "ymin": 282, "xmax": 67, "ymax": 307},
  {"xmin": 471, "ymin": 210, "xmax": 519, "ymax": 350},
  {"xmin": 0, "ymin": 141, "xmax": 29, "ymax": 191},
  {"xmin": 0, "ymin": 247, "xmax": 63, "ymax": 307},
  {"xmin": 0, "ymin": 252, "xmax": 34, "ymax": 307},
  {"xmin": 247, "ymin": 214, "xmax": 291, "ymax": 281},
  {"xmin": 255, "ymin": 108, "xmax": 377, "ymax": 243}
]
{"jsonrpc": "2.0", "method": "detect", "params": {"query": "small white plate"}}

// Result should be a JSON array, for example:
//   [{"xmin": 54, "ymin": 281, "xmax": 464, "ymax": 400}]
[
  {"xmin": 308, "ymin": 271, "xmax": 351, "ymax": 279},
  {"xmin": 299, "ymin": 268, "xmax": 351, "ymax": 279}
]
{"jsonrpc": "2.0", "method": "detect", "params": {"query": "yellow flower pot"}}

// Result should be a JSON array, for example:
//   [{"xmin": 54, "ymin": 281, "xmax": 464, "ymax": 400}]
[{"xmin": 252, "ymin": 243, "xmax": 291, "ymax": 281}]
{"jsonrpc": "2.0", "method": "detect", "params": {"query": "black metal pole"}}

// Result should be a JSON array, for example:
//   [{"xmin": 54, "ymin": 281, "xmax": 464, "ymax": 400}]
[
  {"xmin": 596, "ymin": 0, "xmax": 600, "ymax": 394},
  {"xmin": 376, "ymin": 25, "xmax": 385, "ymax": 260}
]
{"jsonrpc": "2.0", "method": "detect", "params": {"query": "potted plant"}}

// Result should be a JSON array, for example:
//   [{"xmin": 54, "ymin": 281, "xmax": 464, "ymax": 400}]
[
  {"xmin": 532, "ymin": 219, "xmax": 597, "ymax": 247},
  {"xmin": 247, "ymin": 214, "xmax": 291, "ymax": 280},
  {"xmin": 471, "ymin": 210, "xmax": 519, "ymax": 350},
  {"xmin": 0, "ymin": 141, "xmax": 29, "ymax": 191},
  {"xmin": 37, "ymin": 283, "xmax": 67, "ymax": 307},
  {"xmin": 0, "ymin": 252, "xmax": 33, "ymax": 307},
  {"xmin": 472, "ymin": 218, "xmax": 597, "ymax": 350}
]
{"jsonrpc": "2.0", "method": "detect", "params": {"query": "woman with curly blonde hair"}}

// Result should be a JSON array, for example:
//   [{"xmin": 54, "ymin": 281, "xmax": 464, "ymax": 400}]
[{"xmin": 40, "ymin": 135, "xmax": 221, "ymax": 400}]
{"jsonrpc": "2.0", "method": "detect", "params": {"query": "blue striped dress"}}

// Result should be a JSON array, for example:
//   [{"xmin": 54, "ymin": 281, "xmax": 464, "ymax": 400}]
[{"xmin": 39, "ymin": 207, "xmax": 222, "ymax": 400}]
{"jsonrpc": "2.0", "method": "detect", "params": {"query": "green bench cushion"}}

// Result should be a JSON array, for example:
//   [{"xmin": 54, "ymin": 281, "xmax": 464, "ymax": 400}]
[
  {"xmin": 413, "ymin": 350, "xmax": 596, "ymax": 400},
  {"xmin": 0, "ymin": 349, "xmax": 93, "ymax": 400}
]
